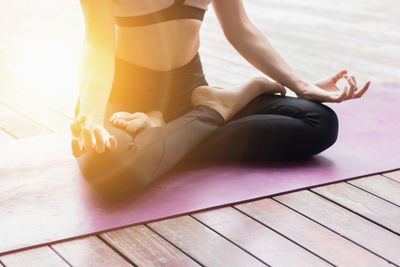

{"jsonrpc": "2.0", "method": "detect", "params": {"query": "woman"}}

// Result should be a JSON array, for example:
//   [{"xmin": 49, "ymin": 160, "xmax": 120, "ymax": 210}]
[{"xmin": 71, "ymin": 0, "xmax": 370, "ymax": 194}]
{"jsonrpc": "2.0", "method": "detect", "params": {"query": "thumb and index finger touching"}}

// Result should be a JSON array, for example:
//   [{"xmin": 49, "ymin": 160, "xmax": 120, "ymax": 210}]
[{"xmin": 331, "ymin": 69, "xmax": 348, "ymax": 84}]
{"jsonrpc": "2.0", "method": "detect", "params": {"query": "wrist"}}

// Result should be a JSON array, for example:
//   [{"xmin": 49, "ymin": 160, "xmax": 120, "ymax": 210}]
[
  {"xmin": 76, "ymin": 112, "xmax": 104, "ymax": 125},
  {"xmin": 289, "ymin": 79, "xmax": 309, "ymax": 95}
]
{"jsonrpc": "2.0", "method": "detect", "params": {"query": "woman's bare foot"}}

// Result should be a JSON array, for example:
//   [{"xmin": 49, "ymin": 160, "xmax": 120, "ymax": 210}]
[
  {"xmin": 109, "ymin": 111, "xmax": 165, "ymax": 135},
  {"xmin": 191, "ymin": 77, "xmax": 286, "ymax": 121}
]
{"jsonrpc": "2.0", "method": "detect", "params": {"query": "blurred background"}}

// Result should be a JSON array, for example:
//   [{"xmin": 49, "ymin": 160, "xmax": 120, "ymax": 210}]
[{"xmin": 0, "ymin": 0, "xmax": 398, "ymax": 140}]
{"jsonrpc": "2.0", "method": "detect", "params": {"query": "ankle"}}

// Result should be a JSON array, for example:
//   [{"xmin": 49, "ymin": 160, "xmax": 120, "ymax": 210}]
[{"xmin": 249, "ymin": 77, "xmax": 268, "ymax": 95}]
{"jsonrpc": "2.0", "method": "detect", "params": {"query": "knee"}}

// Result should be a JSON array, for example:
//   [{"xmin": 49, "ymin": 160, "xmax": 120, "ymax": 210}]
[
  {"xmin": 310, "ymin": 103, "xmax": 339, "ymax": 153},
  {"xmin": 76, "ymin": 148, "xmax": 147, "ymax": 196},
  {"xmin": 321, "ymin": 104, "xmax": 339, "ymax": 145}
]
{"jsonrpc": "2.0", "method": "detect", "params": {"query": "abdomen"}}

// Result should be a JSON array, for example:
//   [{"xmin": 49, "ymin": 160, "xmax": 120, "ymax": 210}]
[{"xmin": 115, "ymin": 20, "xmax": 202, "ymax": 71}]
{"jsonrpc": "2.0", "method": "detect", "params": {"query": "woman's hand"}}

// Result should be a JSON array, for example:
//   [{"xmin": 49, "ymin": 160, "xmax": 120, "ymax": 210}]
[
  {"xmin": 296, "ymin": 70, "xmax": 371, "ymax": 103},
  {"xmin": 70, "ymin": 114, "xmax": 117, "ymax": 158},
  {"xmin": 109, "ymin": 111, "xmax": 165, "ymax": 136}
]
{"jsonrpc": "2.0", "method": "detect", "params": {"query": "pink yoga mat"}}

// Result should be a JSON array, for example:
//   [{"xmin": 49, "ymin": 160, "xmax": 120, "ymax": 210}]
[{"xmin": 1, "ymin": 83, "xmax": 399, "ymax": 255}]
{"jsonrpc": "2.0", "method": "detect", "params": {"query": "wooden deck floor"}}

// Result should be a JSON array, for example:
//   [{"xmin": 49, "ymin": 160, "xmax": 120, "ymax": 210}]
[{"xmin": 1, "ymin": 0, "xmax": 399, "ymax": 266}]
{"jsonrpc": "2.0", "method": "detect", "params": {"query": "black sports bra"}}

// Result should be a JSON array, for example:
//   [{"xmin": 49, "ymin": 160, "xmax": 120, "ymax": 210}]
[{"xmin": 115, "ymin": 0, "xmax": 210, "ymax": 27}]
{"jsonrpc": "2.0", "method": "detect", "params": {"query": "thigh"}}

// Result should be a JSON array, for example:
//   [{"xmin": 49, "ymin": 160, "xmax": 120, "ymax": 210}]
[
  {"xmin": 233, "ymin": 93, "xmax": 333, "ymax": 121},
  {"xmin": 186, "ymin": 96, "xmax": 339, "ymax": 161}
]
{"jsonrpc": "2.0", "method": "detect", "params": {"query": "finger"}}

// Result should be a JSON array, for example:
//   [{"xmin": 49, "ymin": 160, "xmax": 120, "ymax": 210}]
[
  {"xmin": 354, "ymin": 80, "xmax": 371, "ymax": 98},
  {"xmin": 343, "ymin": 84, "xmax": 351, "ymax": 101},
  {"xmin": 330, "ymin": 86, "xmax": 347, "ymax": 102},
  {"xmin": 93, "ymin": 127, "xmax": 106, "ymax": 153},
  {"xmin": 110, "ymin": 118, "xmax": 118, "ymax": 125},
  {"xmin": 71, "ymin": 137, "xmax": 82, "ymax": 157},
  {"xmin": 345, "ymin": 74, "xmax": 358, "ymax": 97},
  {"xmin": 70, "ymin": 120, "xmax": 81, "ymax": 137},
  {"xmin": 349, "ymin": 75, "xmax": 358, "ymax": 98},
  {"xmin": 332, "ymin": 69, "xmax": 348, "ymax": 83},
  {"xmin": 79, "ymin": 114, "xmax": 87, "ymax": 125},
  {"xmin": 109, "ymin": 114, "xmax": 116, "ymax": 122},
  {"xmin": 107, "ymin": 136, "xmax": 117, "ymax": 150},
  {"xmin": 83, "ymin": 127, "xmax": 95, "ymax": 152},
  {"xmin": 345, "ymin": 77, "xmax": 356, "ymax": 99},
  {"xmin": 351, "ymin": 75, "xmax": 357, "ymax": 88},
  {"xmin": 112, "ymin": 119, "xmax": 122, "ymax": 127},
  {"xmin": 117, "ymin": 119, "xmax": 127, "ymax": 128},
  {"xmin": 110, "ymin": 117, "xmax": 119, "ymax": 126}
]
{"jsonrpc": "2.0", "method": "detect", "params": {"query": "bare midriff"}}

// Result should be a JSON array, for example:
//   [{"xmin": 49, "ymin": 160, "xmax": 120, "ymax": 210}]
[{"xmin": 115, "ymin": 19, "xmax": 202, "ymax": 71}]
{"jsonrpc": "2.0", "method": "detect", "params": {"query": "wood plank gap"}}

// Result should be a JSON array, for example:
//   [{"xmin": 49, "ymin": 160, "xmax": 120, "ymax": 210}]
[
  {"xmin": 50, "ymin": 106, "xmax": 74, "ymax": 120},
  {"xmin": 0, "ymin": 246, "xmax": 70, "ymax": 267},
  {"xmin": 231, "ymin": 205, "xmax": 335, "ymax": 266},
  {"xmin": 143, "ymin": 224, "xmax": 205, "ymax": 267},
  {"xmin": 148, "ymin": 215, "xmax": 267, "ymax": 265},
  {"xmin": 0, "ymin": 97, "xmax": 73, "ymax": 132},
  {"xmin": 345, "ymin": 179, "xmax": 400, "ymax": 209},
  {"xmin": 0, "ymin": 126, "xmax": 17, "ymax": 139},
  {"xmin": 272, "ymin": 196, "xmax": 397, "ymax": 265},
  {"xmin": 48, "ymin": 246, "xmax": 73, "ymax": 267},
  {"xmin": 347, "ymin": 175, "xmax": 400, "ymax": 207},
  {"xmin": 95, "ymin": 235, "xmax": 137, "ymax": 267},
  {"xmin": 381, "ymin": 174, "xmax": 400, "ymax": 184},
  {"xmin": 188, "ymin": 213, "xmax": 271, "ymax": 267},
  {"xmin": 0, "ymin": 101, "xmax": 55, "ymax": 133},
  {"xmin": 310, "ymin": 187, "xmax": 400, "ymax": 236},
  {"xmin": 51, "ymin": 236, "xmax": 132, "ymax": 267},
  {"xmin": 101, "ymin": 225, "xmax": 200, "ymax": 266},
  {"xmin": 381, "ymin": 171, "xmax": 400, "ymax": 183}
]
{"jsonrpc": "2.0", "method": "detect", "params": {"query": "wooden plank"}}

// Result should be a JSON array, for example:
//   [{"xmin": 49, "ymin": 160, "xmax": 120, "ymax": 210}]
[
  {"xmin": 192, "ymin": 206, "xmax": 331, "ymax": 266},
  {"xmin": 203, "ymin": 0, "xmax": 400, "ymax": 82},
  {"xmin": 311, "ymin": 182, "xmax": 400, "ymax": 234},
  {"xmin": 348, "ymin": 175, "xmax": 400, "ymax": 206},
  {"xmin": 147, "ymin": 216, "xmax": 266, "ymax": 267},
  {"xmin": 0, "ymin": 97, "xmax": 72, "ymax": 133},
  {"xmin": 236, "ymin": 198, "xmax": 392, "ymax": 266},
  {"xmin": 0, "ymin": 246, "xmax": 68, "ymax": 267},
  {"xmin": 274, "ymin": 190, "xmax": 400, "ymax": 265},
  {"xmin": 203, "ymin": 25, "xmax": 399, "ymax": 83},
  {"xmin": 51, "ymin": 236, "xmax": 131, "ymax": 267},
  {"xmin": 0, "ymin": 103, "xmax": 50, "ymax": 138},
  {"xmin": 0, "ymin": 0, "xmax": 81, "ymax": 125},
  {"xmin": 101, "ymin": 225, "xmax": 199, "ymax": 267},
  {"xmin": 382, "ymin": 170, "xmax": 400, "ymax": 183},
  {"xmin": 249, "ymin": 0, "xmax": 400, "ymax": 44}
]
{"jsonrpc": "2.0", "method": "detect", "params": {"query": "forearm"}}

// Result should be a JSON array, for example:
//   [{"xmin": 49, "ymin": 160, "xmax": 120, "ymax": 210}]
[
  {"xmin": 228, "ymin": 23, "xmax": 307, "ymax": 93},
  {"xmin": 76, "ymin": 41, "xmax": 115, "ymax": 124}
]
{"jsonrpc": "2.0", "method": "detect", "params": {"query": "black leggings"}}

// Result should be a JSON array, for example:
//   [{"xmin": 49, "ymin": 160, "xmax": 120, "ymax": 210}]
[{"xmin": 76, "ymin": 54, "xmax": 339, "ymax": 195}]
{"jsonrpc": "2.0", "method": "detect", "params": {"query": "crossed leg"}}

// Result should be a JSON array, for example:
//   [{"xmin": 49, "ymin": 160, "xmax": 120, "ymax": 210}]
[
  {"xmin": 76, "ymin": 77, "xmax": 285, "ymax": 195},
  {"xmin": 185, "ymin": 94, "xmax": 339, "ymax": 161}
]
